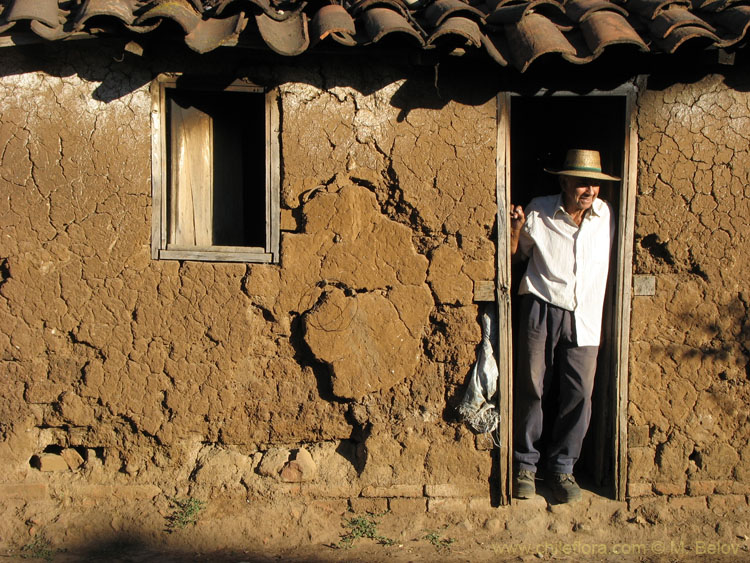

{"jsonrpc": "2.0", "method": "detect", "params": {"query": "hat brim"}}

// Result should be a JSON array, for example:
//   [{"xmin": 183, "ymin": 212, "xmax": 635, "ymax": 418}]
[{"xmin": 544, "ymin": 168, "xmax": 621, "ymax": 181}]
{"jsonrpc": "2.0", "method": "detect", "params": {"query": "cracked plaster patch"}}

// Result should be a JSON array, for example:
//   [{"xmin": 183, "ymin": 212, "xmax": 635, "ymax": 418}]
[
  {"xmin": 249, "ymin": 183, "xmax": 432, "ymax": 400},
  {"xmin": 304, "ymin": 288, "xmax": 419, "ymax": 400}
]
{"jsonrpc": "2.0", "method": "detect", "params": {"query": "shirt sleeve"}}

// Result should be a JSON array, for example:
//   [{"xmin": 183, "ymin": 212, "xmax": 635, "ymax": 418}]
[{"xmin": 517, "ymin": 207, "xmax": 535, "ymax": 259}]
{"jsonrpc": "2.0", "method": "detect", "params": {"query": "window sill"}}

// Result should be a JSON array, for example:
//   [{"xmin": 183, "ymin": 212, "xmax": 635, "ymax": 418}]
[{"xmin": 158, "ymin": 248, "xmax": 275, "ymax": 263}]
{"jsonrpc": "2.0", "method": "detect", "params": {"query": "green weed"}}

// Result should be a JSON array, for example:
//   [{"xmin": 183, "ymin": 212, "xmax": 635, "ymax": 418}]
[
  {"xmin": 165, "ymin": 496, "xmax": 206, "ymax": 531},
  {"xmin": 337, "ymin": 511, "xmax": 395, "ymax": 549},
  {"xmin": 20, "ymin": 534, "xmax": 55, "ymax": 561},
  {"xmin": 423, "ymin": 528, "xmax": 456, "ymax": 552}
]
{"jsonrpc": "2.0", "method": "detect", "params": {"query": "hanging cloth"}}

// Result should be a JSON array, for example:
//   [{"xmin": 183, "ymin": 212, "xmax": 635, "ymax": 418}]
[{"xmin": 457, "ymin": 303, "xmax": 500, "ymax": 439}]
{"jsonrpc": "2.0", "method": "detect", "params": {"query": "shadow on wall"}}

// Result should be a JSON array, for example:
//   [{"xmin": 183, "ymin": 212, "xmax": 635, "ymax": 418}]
[
  {"xmin": 5, "ymin": 36, "xmax": 748, "ymax": 114},
  {"xmin": 635, "ymin": 232, "xmax": 750, "ymax": 380}
]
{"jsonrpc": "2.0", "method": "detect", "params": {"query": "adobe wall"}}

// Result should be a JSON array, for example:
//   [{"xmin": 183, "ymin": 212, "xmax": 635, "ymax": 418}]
[
  {"xmin": 2, "ymin": 40, "xmax": 749, "ymax": 551},
  {"xmin": 0, "ymin": 43, "xmax": 497, "ymax": 545},
  {"xmin": 630, "ymin": 70, "xmax": 750, "ymax": 500}
]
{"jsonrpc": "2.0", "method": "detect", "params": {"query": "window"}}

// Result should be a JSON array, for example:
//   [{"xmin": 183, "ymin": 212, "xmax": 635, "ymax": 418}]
[{"xmin": 151, "ymin": 76, "xmax": 279, "ymax": 262}]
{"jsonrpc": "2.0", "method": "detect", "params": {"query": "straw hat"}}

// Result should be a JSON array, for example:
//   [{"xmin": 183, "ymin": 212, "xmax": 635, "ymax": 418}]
[{"xmin": 545, "ymin": 149, "xmax": 620, "ymax": 181}]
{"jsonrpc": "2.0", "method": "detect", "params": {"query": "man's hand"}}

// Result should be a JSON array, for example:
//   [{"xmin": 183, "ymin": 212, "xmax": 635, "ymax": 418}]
[
  {"xmin": 510, "ymin": 205, "xmax": 525, "ymax": 258},
  {"xmin": 510, "ymin": 205, "xmax": 525, "ymax": 232}
]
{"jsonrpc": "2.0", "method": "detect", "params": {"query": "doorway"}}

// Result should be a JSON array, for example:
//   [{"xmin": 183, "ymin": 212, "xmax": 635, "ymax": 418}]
[{"xmin": 497, "ymin": 90, "xmax": 636, "ymax": 501}]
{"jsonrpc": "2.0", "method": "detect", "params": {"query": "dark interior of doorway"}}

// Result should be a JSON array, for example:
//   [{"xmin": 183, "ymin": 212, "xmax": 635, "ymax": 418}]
[{"xmin": 509, "ymin": 95, "xmax": 626, "ymax": 498}]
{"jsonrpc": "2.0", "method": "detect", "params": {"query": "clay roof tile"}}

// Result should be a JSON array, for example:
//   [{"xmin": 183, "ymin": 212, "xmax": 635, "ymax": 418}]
[
  {"xmin": 135, "ymin": 0, "xmax": 202, "ymax": 32},
  {"xmin": 423, "ymin": 0, "xmax": 486, "ymax": 27},
  {"xmin": 75, "ymin": 0, "xmax": 145, "ymax": 29},
  {"xmin": 505, "ymin": 12, "xmax": 577, "ymax": 71},
  {"xmin": 578, "ymin": 10, "xmax": 649, "ymax": 55},
  {"xmin": 6, "ymin": 0, "xmax": 60, "ymax": 28},
  {"xmin": 0, "ymin": 0, "xmax": 748, "ymax": 72},
  {"xmin": 565, "ymin": 0, "xmax": 629, "ymax": 24},
  {"xmin": 654, "ymin": 22, "xmax": 720, "ymax": 51},
  {"xmin": 703, "ymin": 4, "xmax": 750, "ymax": 46},
  {"xmin": 486, "ymin": 0, "xmax": 566, "ymax": 27},
  {"xmin": 649, "ymin": 7, "xmax": 716, "ymax": 39},
  {"xmin": 255, "ymin": 10, "xmax": 309, "ymax": 54},
  {"xmin": 360, "ymin": 6, "xmax": 425, "ymax": 45},
  {"xmin": 309, "ymin": 4, "xmax": 357, "ymax": 46},
  {"xmin": 427, "ymin": 15, "xmax": 483, "ymax": 48},
  {"xmin": 185, "ymin": 11, "xmax": 246, "ymax": 52}
]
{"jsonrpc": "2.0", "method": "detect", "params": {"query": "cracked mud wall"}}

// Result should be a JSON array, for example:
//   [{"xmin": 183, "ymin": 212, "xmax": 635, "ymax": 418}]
[
  {"xmin": 629, "ymin": 70, "xmax": 750, "ymax": 498},
  {"xmin": 0, "ymin": 42, "xmax": 497, "ymax": 530}
]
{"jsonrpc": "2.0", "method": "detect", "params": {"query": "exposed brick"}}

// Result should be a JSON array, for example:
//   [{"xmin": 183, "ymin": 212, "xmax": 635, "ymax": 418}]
[
  {"xmin": 0, "ymin": 483, "xmax": 48, "ymax": 501},
  {"xmin": 308, "ymin": 499, "xmax": 349, "ymax": 516},
  {"xmin": 653, "ymin": 481, "xmax": 686, "ymax": 496},
  {"xmin": 667, "ymin": 496, "xmax": 708, "ymax": 511},
  {"xmin": 707, "ymin": 494, "xmax": 748, "ymax": 512},
  {"xmin": 627, "ymin": 497, "xmax": 667, "ymax": 514},
  {"xmin": 302, "ymin": 484, "xmax": 360, "ymax": 498},
  {"xmin": 686, "ymin": 480, "xmax": 715, "ymax": 496},
  {"xmin": 388, "ymin": 497, "xmax": 426, "ymax": 514},
  {"xmin": 425, "ymin": 484, "xmax": 486, "ymax": 498},
  {"xmin": 627, "ymin": 482, "xmax": 653, "ymax": 498},
  {"xmin": 72, "ymin": 485, "xmax": 162, "ymax": 501},
  {"xmin": 468, "ymin": 497, "xmax": 494, "ymax": 512},
  {"xmin": 349, "ymin": 498, "xmax": 388, "ymax": 514},
  {"xmin": 361, "ymin": 485, "xmax": 422, "ymax": 498},
  {"xmin": 427, "ymin": 498, "xmax": 468, "ymax": 513},
  {"xmin": 714, "ymin": 480, "xmax": 750, "ymax": 495}
]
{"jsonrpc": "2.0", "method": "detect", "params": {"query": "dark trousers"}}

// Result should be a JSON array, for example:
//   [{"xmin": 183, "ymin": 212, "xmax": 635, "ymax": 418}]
[{"xmin": 514, "ymin": 295, "xmax": 599, "ymax": 475}]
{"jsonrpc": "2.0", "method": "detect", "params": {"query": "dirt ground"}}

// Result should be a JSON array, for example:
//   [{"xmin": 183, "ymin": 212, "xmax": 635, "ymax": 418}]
[{"xmin": 3, "ymin": 479, "xmax": 749, "ymax": 563}]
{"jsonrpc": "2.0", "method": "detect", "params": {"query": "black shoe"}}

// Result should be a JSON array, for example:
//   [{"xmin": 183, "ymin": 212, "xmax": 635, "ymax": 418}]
[
  {"xmin": 549, "ymin": 473, "xmax": 581, "ymax": 503},
  {"xmin": 513, "ymin": 469, "xmax": 536, "ymax": 499}
]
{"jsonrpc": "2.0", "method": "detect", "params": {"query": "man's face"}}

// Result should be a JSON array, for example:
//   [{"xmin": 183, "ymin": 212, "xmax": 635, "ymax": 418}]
[{"xmin": 561, "ymin": 175, "xmax": 600, "ymax": 213}]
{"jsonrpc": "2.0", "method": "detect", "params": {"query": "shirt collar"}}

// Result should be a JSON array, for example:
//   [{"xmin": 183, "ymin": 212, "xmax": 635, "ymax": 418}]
[{"xmin": 553, "ymin": 193, "xmax": 602, "ymax": 220}]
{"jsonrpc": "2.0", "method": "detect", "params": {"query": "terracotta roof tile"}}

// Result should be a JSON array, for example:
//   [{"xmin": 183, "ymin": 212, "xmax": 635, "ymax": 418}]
[
  {"xmin": 136, "ymin": 0, "xmax": 202, "ymax": 33},
  {"xmin": 706, "ymin": 5, "xmax": 750, "ymax": 44},
  {"xmin": 580, "ymin": 10, "xmax": 649, "ymax": 53},
  {"xmin": 6, "ymin": 0, "xmax": 60, "ymax": 28},
  {"xmin": 506, "ymin": 12, "xmax": 577, "ymax": 71},
  {"xmin": 481, "ymin": 31, "xmax": 510, "ymax": 65},
  {"xmin": 424, "ymin": 0, "xmax": 485, "ymax": 27},
  {"xmin": 0, "ymin": 0, "xmax": 748, "ymax": 71},
  {"xmin": 565, "ymin": 0, "xmax": 629, "ymax": 23},
  {"xmin": 427, "ymin": 14, "xmax": 483, "ymax": 47},
  {"xmin": 256, "ymin": 11, "xmax": 309, "ymax": 54},
  {"xmin": 75, "ymin": 0, "xmax": 145, "ymax": 30},
  {"xmin": 486, "ymin": 0, "xmax": 566, "ymax": 26},
  {"xmin": 626, "ymin": 0, "xmax": 690, "ymax": 20},
  {"xmin": 186, "ymin": 10, "xmax": 246, "ymax": 51},
  {"xmin": 361, "ymin": 7, "xmax": 425, "ymax": 44},
  {"xmin": 310, "ymin": 4, "xmax": 357, "ymax": 45}
]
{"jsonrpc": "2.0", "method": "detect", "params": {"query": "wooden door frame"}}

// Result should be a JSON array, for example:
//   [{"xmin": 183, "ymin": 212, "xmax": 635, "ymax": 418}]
[{"xmin": 495, "ymin": 82, "xmax": 641, "ymax": 503}]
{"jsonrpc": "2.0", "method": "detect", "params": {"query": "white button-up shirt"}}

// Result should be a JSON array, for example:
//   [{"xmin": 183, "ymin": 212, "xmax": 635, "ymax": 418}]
[{"xmin": 517, "ymin": 194, "xmax": 614, "ymax": 346}]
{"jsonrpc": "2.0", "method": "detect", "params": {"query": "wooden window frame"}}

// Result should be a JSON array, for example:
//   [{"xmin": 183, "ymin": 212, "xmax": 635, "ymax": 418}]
[
  {"xmin": 150, "ymin": 75, "xmax": 280, "ymax": 263},
  {"xmin": 496, "ymin": 83, "xmax": 639, "ymax": 504}
]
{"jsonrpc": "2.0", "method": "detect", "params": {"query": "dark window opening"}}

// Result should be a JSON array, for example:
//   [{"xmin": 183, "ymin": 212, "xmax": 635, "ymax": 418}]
[
  {"xmin": 152, "ymin": 76, "xmax": 279, "ymax": 263},
  {"xmin": 166, "ymin": 88, "xmax": 266, "ymax": 249}
]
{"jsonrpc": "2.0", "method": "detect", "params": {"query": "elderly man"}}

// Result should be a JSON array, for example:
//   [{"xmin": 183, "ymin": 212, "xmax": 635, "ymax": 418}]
[{"xmin": 509, "ymin": 149, "xmax": 619, "ymax": 503}]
